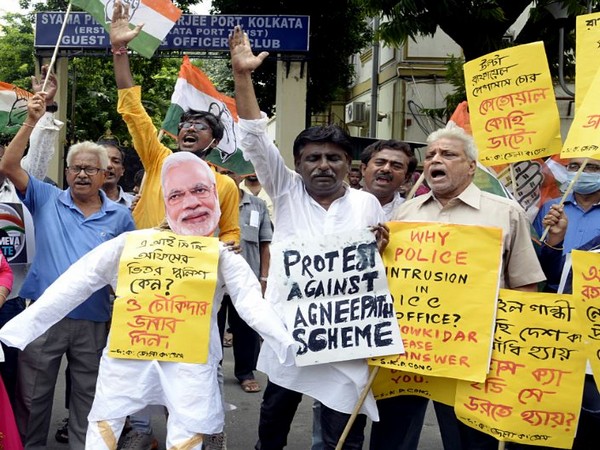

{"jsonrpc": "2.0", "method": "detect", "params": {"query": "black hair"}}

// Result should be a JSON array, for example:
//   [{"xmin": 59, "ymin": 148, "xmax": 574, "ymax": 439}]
[
  {"xmin": 97, "ymin": 138, "xmax": 125, "ymax": 162},
  {"xmin": 360, "ymin": 139, "xmax": 417, "ymax": 175},
  {"xmin": 180, "ymin": 109, "xmax": 225, "ymax": 142},
  {"xmin": 292, "ymin": 125, "xmax": 353, "ymax": 159}
]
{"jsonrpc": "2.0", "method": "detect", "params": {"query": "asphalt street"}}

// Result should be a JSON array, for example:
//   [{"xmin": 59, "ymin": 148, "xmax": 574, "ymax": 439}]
[{"xmin": 47, "ymin": 348, "xmax": 443, "ymax": 449}]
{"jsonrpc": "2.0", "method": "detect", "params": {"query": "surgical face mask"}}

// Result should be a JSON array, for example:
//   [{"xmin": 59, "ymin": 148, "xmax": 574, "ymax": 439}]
[{"xmin": 562, "ymin": 171, "xmax": 600, "ymax": 195}]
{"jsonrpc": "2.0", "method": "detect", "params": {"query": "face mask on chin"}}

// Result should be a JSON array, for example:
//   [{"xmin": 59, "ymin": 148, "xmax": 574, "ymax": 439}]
[
  {"xmin": 191, "ymin": 139, "xmax": 216, "ymax": 160},
  {"xmin": 562, "ymin": 171, "xmax": 600, "ymax": 195}
]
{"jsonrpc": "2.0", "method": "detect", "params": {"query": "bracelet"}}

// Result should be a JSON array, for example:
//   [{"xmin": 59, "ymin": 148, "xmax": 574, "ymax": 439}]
[
  {"xmin": 260, "ymin": 277, "xmax": 268, "ymax": 282},
  {"xmin": 46, "ymin": 102, "xmax": 58, "ymax": 113},
  {"xmin": 112, "ymin": 46, "xmax": 128, "ymax": 56},
  {"xmin": 22, "ymin": 122, "xmax": 36, "ymax": 129},
  {"xmin": 543, "ymin": 242, "xmax": 563, "ymax": 251}
]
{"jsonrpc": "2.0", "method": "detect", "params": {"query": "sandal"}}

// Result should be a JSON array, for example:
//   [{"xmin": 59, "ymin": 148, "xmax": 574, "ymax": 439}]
[
  {"xmin": 223, "ymin": 331, "xmax": 233, "ymax": 348},
  {"xmin": 240, "ymin": 379, "xmax": 261, "ymax": 393}
]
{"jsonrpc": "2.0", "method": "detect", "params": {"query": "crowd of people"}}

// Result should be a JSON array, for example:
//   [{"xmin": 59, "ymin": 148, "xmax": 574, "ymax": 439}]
[{"xmin": 0, "ymin": 1, "xmax": 599, "ymax": 450}]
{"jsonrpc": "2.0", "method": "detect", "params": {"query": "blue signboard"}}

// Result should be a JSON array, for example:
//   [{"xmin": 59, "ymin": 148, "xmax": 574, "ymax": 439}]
[{"xmin": 35, "ymin": 12, "xmax": 310, "ymax": 52}]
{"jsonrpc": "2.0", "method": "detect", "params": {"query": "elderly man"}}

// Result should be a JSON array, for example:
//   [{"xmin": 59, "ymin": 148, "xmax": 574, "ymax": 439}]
[
  {"xmin": 230, "ymin": 27, "xmax": 389, "ymax": 450},
  {"xmin": 0, "ymin": 92, "xmax": 135, "ymax": 449},
  {"xmin": 389, "ymin": 124, "xmax": 545, "ymax": 450},
  {"xmin": 0, "ymin": 152, "xmax": 296, "ymax": 450},
  {"xmin": 360, "ymin": 139, "xmax": 416, "ymax": 219},
  {"xmin": 109, "ymin": 0, "xmax": 239, "ymax": 242}
]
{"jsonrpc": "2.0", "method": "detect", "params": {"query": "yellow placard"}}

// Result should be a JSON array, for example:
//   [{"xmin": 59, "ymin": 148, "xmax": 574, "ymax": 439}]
[
  {"xmin": 109, "ymin": 230, "xmax": 219, "ymax": 363},
  {"xmin": 576, "ymin": 13, "xmax": 600, "ymax": 111},
  {"xmin": 464, "ymin": 42, "xmax": 562, "ymax": 165},
  {"xmin": 571, "ymin": 250, "xmax": 600, "ymax": 391},
  {"xmin": 455, "ymin": 289, "xmax": 586, "ymax": 449},
  {"xmin": 561, "ymin": 65, "xmax": 600, "ymax": 159},
  {"xmin": 371, "ymin": 222, "xmax": 503, "ymax": 382},
  {"xmin": 372, "ymin": 368, "xmax": 456, "ymax": 406}
]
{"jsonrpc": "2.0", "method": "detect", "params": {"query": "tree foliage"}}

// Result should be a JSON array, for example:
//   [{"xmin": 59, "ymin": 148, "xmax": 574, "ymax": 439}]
[
  {"xmin": 212, "ymin": 0, "xmax": 372, "ymax": 117},
  {"xmin": 0, "ymin": 13, "xmax": 35, "ymax": 89}
]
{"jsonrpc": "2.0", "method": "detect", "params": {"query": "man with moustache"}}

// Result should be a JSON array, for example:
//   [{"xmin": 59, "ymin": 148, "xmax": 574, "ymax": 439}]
[
  {"xmin": 390, "ymin": 124, "xmax": 545, "ymax": 450},
  {"xmin": 360, "ymin": 139, "xmax": 416, "ymax": 220},
  {"xmin": 0, "ymin": 152, "xmax": 296, "ymax": 450},
  {"xmin": 0, "ymin": 92, "xmax": 135, "ymax": 449},
  {"xmin": 110, "ymin": 0, "xmax": 239, "ymax": 242},
  {"xmin": 98, "ymin": 139, "xmax": 135, "ymax": 207}
]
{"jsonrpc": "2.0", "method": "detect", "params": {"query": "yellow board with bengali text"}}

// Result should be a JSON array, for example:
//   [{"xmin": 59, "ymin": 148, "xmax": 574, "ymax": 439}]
[
  {"xmin": 576, "ymin": 13, "xmax": 600, "ymax": 111},
  {"xmin": 455, "ymin": 289, "xmax": 586, "ymax": 449},
  {"xmin": 464, "ymin": 42, "xmax": 562, "ymax": 165},
  {"xmin": 109, "ymin": 230, "xmax": 219, "ymax": 363},
  {"xmin": 372, "ymin": 368, "xmax": 456, "ymax": 406},
  {"xmin": 571, "ymin": 250, "xmax": 600, "ymax": 393},
  {"xmin": 370, "ymin": 222, "xmax": 503, "ymax": 382}
]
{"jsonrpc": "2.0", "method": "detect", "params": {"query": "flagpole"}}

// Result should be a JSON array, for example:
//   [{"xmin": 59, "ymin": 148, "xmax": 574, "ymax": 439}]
[
  {"xmin": 406, "ymin": 172, "xmax": 425, "ymax": 201},
  {"xmin": 42, "ymin": 2, "xmax": 73, "ymax": 92}
]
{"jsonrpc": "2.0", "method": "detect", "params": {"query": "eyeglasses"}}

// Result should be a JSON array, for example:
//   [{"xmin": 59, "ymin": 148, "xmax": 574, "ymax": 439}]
[
  {"xmin": 166, "ymin": 184, "xmax": 214, "ymax": 205},
  {"xmin": 67, "ymin": 166, "xmax": 103, "ymax": 176},
  {"xmin": 566, "ymin": 163, "xmax": 600, "ymax": 173},
  {"xmin": 179, "ymin": 121, "xmax": 210, "ymax": 132}
]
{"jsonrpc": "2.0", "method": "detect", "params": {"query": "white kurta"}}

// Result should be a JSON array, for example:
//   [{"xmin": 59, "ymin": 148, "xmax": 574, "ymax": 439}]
[
  {"xmin": 0, "ymin": 230, "xmax": 296, "ymax": 434},
  {"xmin": 239, "ymin": 115, "xmax": 386, "ymax": 420}
]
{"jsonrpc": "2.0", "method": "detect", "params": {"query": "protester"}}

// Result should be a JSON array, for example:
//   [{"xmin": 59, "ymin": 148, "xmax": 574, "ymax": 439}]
[
  {"xmin": 110, "ymin": 0, "xmax": 239, "ymax": 243},
  {"xmin": 230, "ymin": 26, "xmax": 390, "ymax": 450},
  {"xmin": 390, "ymin": 123, "xmax": 545, "ymax": 450},
  {"xmin": 0, "ymin": 66, "xmax": 60, "ymax": 410},
  {"xmin": 360, "ymin": 139, "xmax": 416, "ymax": 219},
  {"xmin": 98, "ymin": 139, "xmax": 135, "ymax": 207},
  {"xmin": 0, "ymin": 152, "xmax": 297, "ymax": 450},
  {"xmin": 0, "ymin": 92, "xmax": 135, "ymax": 449},
  {"xmin": 240, "ymin": 173, "xmax": 274, "ymax": 220},
  {"xmin": 347, "ymin": 166, "xmax": 362, "ymax": 189},
  {"xmin": 217, "ymin": 167, "xmax": 273, "ymax": 394}
]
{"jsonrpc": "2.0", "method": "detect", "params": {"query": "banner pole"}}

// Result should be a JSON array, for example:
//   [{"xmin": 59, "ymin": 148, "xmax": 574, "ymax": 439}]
[{"xmin": 42, "ymin": 2, "xmax": 73, "ymax": 92}]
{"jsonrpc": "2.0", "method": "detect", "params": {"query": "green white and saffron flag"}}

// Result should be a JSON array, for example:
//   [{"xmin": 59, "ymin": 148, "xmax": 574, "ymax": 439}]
[
  {"xmin": 0, "ymin": 82, "xmax": 33, "ymax": 135},
  {"xmin": 71, "ymin": 0, "xmax": 182, "ymax": 58},
  {"xmin": 162, "ymin": 56, "xmax": 254, "ymax": 174}
]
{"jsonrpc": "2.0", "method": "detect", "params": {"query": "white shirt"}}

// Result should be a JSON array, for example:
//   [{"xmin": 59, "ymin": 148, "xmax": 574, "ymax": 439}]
[
  {"xmin": 239, "ymin": 114, "xmax": 386, "ymax": 420},
  {"xmin": 382, "ymin": 191, "xmax": 405, "ymax": 221},
  {"xmin": 0, "ymin": 230, "xmax": 296, "ymax": 433}
]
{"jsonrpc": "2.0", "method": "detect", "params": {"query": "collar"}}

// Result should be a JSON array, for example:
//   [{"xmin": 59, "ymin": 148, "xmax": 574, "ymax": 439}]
[
  {"xmin": 418, "ymin": 182, "xmax": 481, "ymax": 210},
  {"xmin": 239, "ymin": 189, "xmax": 251, "ymax": 206},
  {"xmin": 59, "ymin": 188, "xmax": 114, "ymax": 213}
]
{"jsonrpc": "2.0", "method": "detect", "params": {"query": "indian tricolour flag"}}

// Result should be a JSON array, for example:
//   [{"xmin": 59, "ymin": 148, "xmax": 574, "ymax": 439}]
[
  {"xmin": 0, "ymin": 82, "xmax": 33, "ymax": 135},
  {"xmin": 71, "ymin": 0, "xmax": 182, "ymax": 58},
  {"xmin": 162, "ymin": 55, "xmax": 240, "ymax": 158}
]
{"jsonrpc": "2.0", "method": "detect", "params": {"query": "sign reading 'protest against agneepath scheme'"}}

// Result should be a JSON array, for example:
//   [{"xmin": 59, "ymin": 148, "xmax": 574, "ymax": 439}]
[{"xmin": 269, "ymin": 229, "xmax": 404, "ymax": 367}]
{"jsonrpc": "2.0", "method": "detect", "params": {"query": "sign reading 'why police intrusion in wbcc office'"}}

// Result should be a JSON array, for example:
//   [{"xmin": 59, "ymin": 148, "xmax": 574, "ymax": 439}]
[{"xmin": 35, "ymin": 12, "xmax": 310, "ymax": 52}]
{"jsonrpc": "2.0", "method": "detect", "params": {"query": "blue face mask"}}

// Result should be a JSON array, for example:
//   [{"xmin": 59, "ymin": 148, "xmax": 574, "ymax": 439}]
[{"xmin": 563, "ymin": 171, "xmax": 600, "ymax": 195}]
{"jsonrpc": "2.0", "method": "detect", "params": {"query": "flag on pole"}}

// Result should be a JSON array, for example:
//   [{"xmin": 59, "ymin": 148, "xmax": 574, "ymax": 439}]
[
  {"xmin": 0, "ymin": 82, "xmax": 33, "ymax": 135},
  {"xmin": 162, "ymin": 55, "xmax": 241, "ymax": 159},
  {"xmin": 71, "ymin": 0, "xmax": 182, "ymax": 58}
]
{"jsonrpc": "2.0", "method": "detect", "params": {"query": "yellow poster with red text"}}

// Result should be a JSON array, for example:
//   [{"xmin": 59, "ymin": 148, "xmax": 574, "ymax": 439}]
[
  {"xmin": 371, "ymin": 222, "xmax": 503, "ymax": 382},
  {"xmin": 465, "ymin": 42, "xmax": 562, "ymax": 165},
  {"xmin": 576, "ymin": 13, "xmax": 600, "ymax": 110},
  {"xmin": 455, "ymin": 289, "xmax": 585, "ymax": 449},
  {"xmin": 109, "ymin": 230, "xmax": 219, "ymax": 363}
]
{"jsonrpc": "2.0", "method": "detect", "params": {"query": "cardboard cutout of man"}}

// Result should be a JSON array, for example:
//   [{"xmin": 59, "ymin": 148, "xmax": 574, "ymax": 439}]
[{"xmin": 0, "ymin": 153, "xmax": 296, "ymax": 450}]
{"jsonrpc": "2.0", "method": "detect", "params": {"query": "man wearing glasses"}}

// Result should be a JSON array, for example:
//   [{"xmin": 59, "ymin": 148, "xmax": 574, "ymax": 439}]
[
  {"xmin": 534, "ymin": 157, "xmax": 600, "ymax": 291},
  {"xmin": 109, "ymin": 0, "xmax": 239, "ymax": 244},
  {"xmin": 0, "ymin": 92, "xmax": 135, "ymax": 449}
]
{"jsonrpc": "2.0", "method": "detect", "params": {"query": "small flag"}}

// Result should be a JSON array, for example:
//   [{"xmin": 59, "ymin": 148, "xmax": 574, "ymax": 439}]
[
  {"xmin": 162, "ymin": 56, "xmax": 242, "ymax": 161},
  {"xmin": 71, "ymin": 0, "xmax": 182, "ymax": 58},
  {"xmin": 0, "ymin": 82, "xmax": 33, "ymax": 135}
]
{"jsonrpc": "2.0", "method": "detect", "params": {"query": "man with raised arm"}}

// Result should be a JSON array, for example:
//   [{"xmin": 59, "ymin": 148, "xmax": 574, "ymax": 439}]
[
  {"xmin": 109, "ymin": 0, "xmax": 239, "ymax": 243},
  {"xmin": 230, "ymin": 26, "xmax": 389, "ymax": 450}
]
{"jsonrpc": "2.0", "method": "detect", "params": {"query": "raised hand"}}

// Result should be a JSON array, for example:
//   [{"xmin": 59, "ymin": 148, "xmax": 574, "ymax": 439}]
[
  {"xmin": 27, "ymin": 93, "xmax": 47, "ymax": 124},
  {"xmin": 229, "ymin": 25, "xmax": 269, "ymax": 75},
  {"xmin": 109, "ymin": 0, "xmax": 144, "ymax": 48},
  {"xmin": 31, "ymin": 65, "xmax": 58, "ymax": 104}
]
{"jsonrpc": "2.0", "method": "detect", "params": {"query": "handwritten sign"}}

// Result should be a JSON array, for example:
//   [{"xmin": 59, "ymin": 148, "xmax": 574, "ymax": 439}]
[
  {"xmin": 372, "ymin": 368, "xmax": 456, "ymax": 406},
  {"xmin": 455, "ymin": 289, "xmax": 585, "ymax": 449},
  {"xmin": 561, "ymin": 60, "xmax": 600, "ymax": 159},
  {"xmin": 571, "ymin": 250, "xmax": 600, "ymax": 391},
  {"xmin": 109, "ymin": 230, "xmax": 219, "ymax": 363},
  {"xmin": 464, "ymin": 42, "xmax": 562, "ymax": 165},
  {"xmin": 268, "ymin": 229, "xmax": 404, "ymax": 366},
  {"xmin": 576, "ymin": 13, "xmax": 600, "ymax": 110},
  {"xmin": 371, "ymin": 222, "xmax": 502, "ymax": 382}
]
